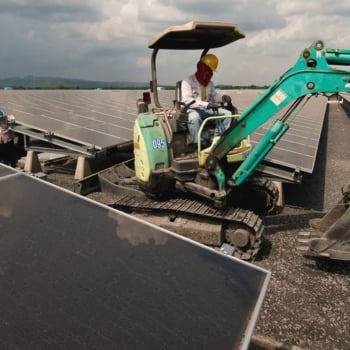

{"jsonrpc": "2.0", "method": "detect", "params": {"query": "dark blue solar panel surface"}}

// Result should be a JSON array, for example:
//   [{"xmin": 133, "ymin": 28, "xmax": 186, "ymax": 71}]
[{"xmin": 0, "ymin": 165, "xmax": 269, "ymax": 350}]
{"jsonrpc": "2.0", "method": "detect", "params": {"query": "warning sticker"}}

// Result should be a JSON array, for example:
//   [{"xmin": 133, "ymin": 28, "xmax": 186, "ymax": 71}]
[{"xmin": 270, "ymin": 90, "xmax": 287, "ymax": 106}]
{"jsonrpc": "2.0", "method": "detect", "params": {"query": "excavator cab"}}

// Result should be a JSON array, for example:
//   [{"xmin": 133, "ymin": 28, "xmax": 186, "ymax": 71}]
[{"xmin": 134, "ymin": 21, "xmax": 251, "ymax": 196}]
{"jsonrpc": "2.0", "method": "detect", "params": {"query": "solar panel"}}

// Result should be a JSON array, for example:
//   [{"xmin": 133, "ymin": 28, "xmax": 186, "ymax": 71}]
[
  {"xmin": 0, "ymin": 163, "xmax": 17, "ymax": 176},
  {"xmin": 0, "ymin": 90, "xmax": 138, "ymax": 153},
  {"xmin": 0, "ymin": 164, "xmax": 270, "ymax": 350},
  {"xmin": 251, "ymin": 95, "xmax": 328, "ymax": 173}
]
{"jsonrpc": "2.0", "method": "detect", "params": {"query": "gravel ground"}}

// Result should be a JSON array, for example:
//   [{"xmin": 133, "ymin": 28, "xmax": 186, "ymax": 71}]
[
  {"xmin": 253, "ymin": 230, "xmax": 349, "ymax": 350},
  {"xmin": 251, "ymin": 102, "xmax": 350, "ymax": 350},
  {"xmin": 36, "ymin": 102, "xmax": 349, "ymax": 350}
]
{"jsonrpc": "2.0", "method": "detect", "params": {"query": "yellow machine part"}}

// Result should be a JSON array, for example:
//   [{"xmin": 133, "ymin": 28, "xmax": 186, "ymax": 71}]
[
  {"xmin": 198, "ymin": 137, "xmax": 252, "ymax": 167},
  {"xmin": 133, "ymin": 113, "xmax": 170, "ymax": 183},
  {"xmin": 134, "ymin": 121, "xmax": 151, "ymax": 182}
]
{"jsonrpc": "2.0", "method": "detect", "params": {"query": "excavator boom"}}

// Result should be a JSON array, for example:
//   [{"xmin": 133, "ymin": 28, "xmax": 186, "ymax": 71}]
[{"xmin": 209, "ymin": 40, "xmax": 350, "ymax": 192}]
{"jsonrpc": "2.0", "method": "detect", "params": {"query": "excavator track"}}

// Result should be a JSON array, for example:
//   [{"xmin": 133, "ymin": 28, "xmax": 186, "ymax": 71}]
[
  {"xmin": 229, "ymin": 178, "xmax": 279, "ymax": 215},
  {"xmin": 111, "ymin": 193, "xmax": 264, "ymax": 260},
  {"xmin": 81, "ymin": 163, "xmax": 266, "ymax": 260}
]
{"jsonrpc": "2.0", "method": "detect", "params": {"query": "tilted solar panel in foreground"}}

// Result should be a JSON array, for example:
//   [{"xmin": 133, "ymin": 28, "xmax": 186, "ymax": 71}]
[{"xmin": 0, "ymin": 164, "xmax": 270, "ymax": 350}]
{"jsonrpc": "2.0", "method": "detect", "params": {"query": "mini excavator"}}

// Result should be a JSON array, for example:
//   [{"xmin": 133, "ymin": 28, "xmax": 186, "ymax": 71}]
[{"xmin": 81, "ymin": 21, "xmax": 350, "ymax": 260}]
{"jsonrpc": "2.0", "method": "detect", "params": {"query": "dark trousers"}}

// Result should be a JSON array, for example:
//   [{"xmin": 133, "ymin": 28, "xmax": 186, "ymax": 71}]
[{"xmin": 0, "ymin": 140, "xmax": 17, "ymax": 167}]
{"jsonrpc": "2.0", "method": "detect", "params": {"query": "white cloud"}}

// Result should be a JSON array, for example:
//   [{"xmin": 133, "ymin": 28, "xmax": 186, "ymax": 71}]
[{"xmin": 0, "ymin": 0, "xmax": 349, "ymax": 85}]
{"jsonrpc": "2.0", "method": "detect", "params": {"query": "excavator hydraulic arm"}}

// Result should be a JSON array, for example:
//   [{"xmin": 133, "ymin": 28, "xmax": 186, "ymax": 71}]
[{"xmin": 207, "ymin": 40, "xmax": 350, "ymax": 196}]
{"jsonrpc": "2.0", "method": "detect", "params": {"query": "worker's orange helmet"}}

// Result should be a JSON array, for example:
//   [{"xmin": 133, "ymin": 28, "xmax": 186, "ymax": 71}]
[{"xmin": 200, "ymin": 54, "xmax": 219, "ymax": 72}]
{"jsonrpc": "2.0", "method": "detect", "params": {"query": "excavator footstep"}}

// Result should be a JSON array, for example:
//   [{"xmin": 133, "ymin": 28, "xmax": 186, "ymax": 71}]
[{"xmin": 296, "ymin": 231, "xmax": 311, "ymax": 251}]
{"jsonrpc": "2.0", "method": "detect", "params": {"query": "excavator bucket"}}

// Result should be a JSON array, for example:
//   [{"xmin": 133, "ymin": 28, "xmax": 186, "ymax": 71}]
[{"xmin": 298, "ymin": 184, "xmax": 350, "ymax": 260}]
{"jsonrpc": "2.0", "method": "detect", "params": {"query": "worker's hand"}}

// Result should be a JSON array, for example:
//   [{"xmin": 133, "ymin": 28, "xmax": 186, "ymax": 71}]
[
  {"xmin": 222, "ymin": 95, "xmax": 232, "ymax": 104},
  {"xmin": 207, "ymin": 102, "xmax": 220, "ymax": 109}
]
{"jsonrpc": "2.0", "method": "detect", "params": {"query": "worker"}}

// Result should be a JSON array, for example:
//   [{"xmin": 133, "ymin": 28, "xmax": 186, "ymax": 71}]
[
  {"xmin": 181, "ymin": 53, "xmax": 235, "ymax": 145},
  {"xmin": 0, "ymin": 109, "xmax": 17, "ymax": 167}
]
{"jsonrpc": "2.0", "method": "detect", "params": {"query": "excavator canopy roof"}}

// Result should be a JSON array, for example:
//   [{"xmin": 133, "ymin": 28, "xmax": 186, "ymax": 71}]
[{"xmin": 148, "ymin": 21, "xmax": 245, "ymax": 50}]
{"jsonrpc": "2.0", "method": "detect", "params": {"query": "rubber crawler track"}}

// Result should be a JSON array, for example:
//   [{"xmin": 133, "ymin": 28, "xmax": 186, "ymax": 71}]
[{"xmin": 112, "ymin": 194, "xmax": 264, "ymax": 260}]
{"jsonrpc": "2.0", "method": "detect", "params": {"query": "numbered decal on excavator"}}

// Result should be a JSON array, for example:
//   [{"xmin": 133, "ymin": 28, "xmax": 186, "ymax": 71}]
[{"xmin": 152, "ymin": 138, "xmax": 166, "ymax": 149}]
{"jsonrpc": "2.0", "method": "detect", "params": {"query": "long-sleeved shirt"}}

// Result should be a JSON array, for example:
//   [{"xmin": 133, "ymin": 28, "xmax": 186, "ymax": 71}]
[{"xmin": 181, "ymin": 74, "xmax": 223, "ymax": 110}]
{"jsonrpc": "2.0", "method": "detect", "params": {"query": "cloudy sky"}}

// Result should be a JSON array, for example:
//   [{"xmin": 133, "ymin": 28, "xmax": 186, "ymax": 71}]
[{"xmin": 0, "ymin": 0, "xmax": 349, "ymax": 86}]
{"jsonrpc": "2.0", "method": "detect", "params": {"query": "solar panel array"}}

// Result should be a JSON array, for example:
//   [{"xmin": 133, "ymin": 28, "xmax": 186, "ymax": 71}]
[
  {"xmin": 0, "ymin": 90, "xmax": 140, "ymax": 153},
  {"xmin": 0, "ymin": 89, "xmax": 327, "ymax": 174},
  {"xmin": 0, "ymin": 164, "xmax": 269, "ymax": 349}
]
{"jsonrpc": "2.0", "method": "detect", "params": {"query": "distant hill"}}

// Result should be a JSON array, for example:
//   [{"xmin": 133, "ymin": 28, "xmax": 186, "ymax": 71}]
[
  {"xmin": 0, "ymin": 75, "xmax": 152, "ymax": 90},
  {"xmin": 0, "ymin": 75, "xmax": 268, "ymax": 90}
]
